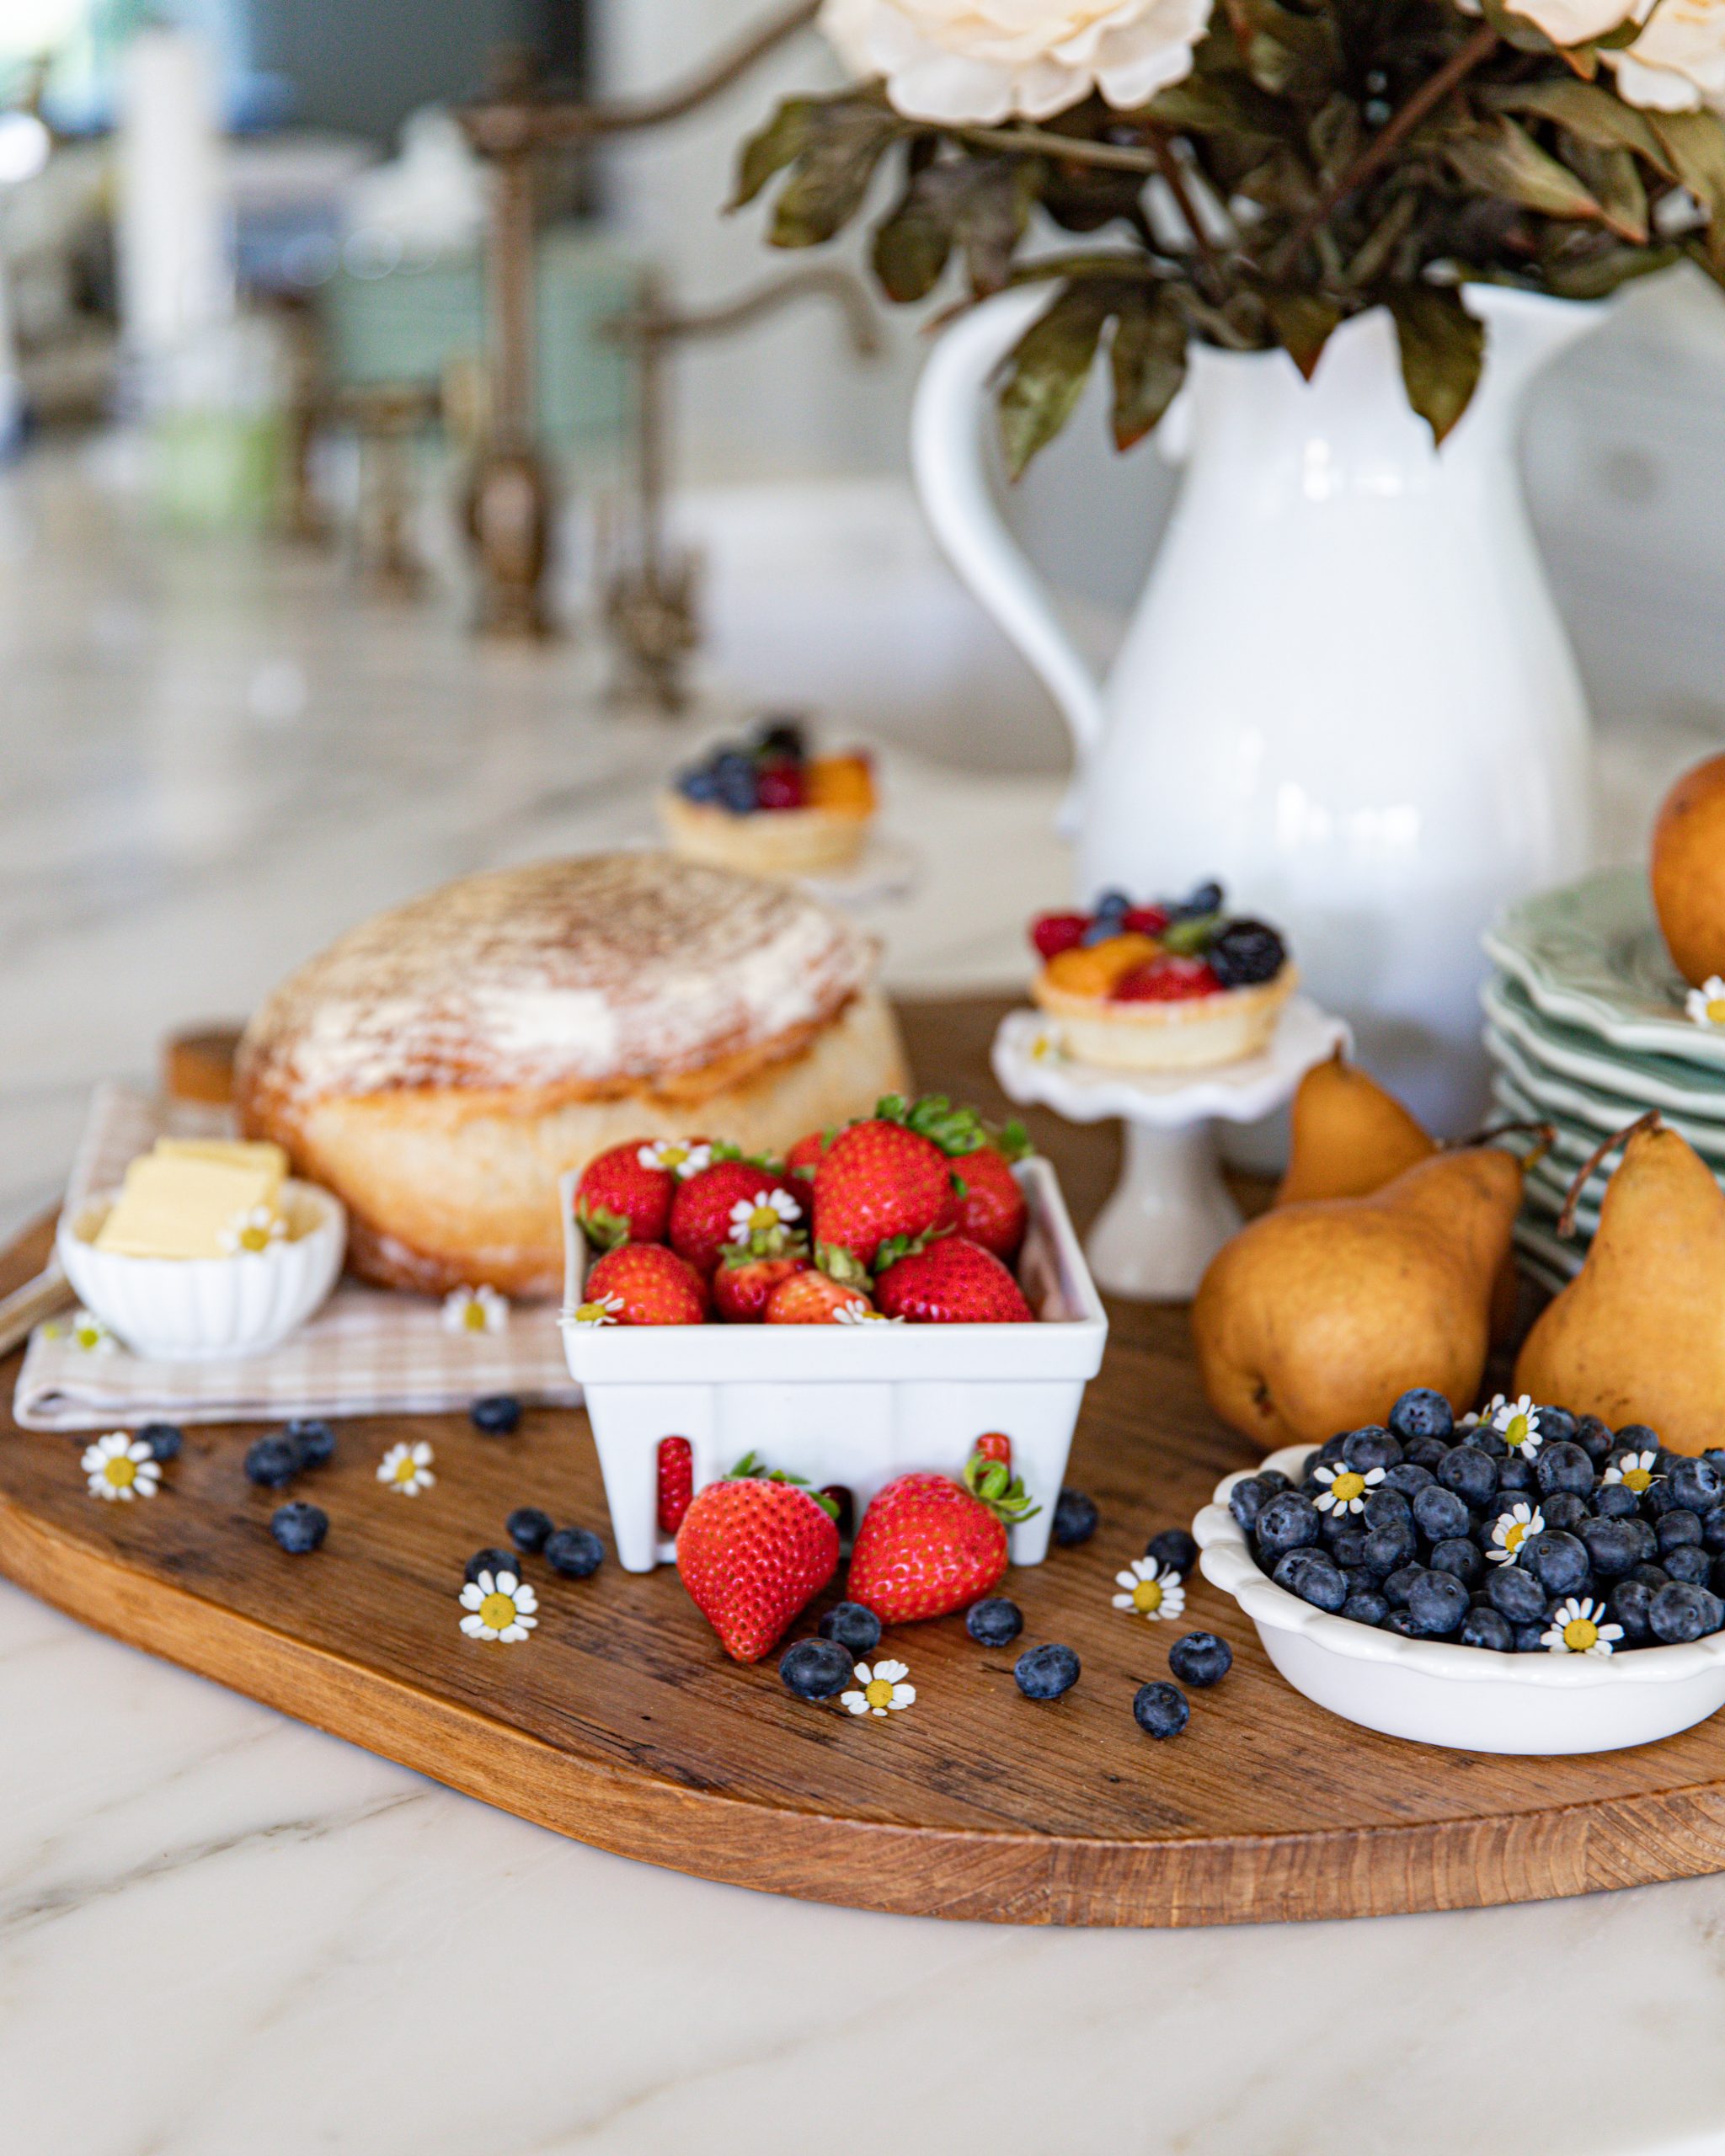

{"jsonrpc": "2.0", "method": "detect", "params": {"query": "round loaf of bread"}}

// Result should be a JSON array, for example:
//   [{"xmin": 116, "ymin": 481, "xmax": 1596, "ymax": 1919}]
[{"xmin": 235, "ymin": 852, "xmax": 907, "ymax": 1297}]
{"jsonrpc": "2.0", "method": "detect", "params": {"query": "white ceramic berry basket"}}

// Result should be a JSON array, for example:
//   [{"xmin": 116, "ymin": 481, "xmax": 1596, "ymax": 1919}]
[
  {"xmin": 558, "ymin": 1158, "xmax": 1108, "ymax": 1572},
  {"xmin": 1194, "ymin": 1445, "xmax": 1725, "ymax": 1756}
]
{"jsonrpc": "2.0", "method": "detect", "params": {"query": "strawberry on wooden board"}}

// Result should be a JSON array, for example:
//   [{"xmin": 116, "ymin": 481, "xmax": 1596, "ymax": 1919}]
[
  {"xmin": 573, "ymin": 1140, "xmax": 676, "ymax": 1250},
  {"xmin": 713, "ymin": 1246, "xmax": 809, "ymax": 1322},
  {"xmin": 657, "ymin": 1436, "xmax": 693, "ymax": 1534},
  {"xmin": 948, "ymin": 1146, "xmax": 1029, "ymax": 1262},
  {"xmin": 676, "ymin": 1455, "xmax": 841, "ymax": 1662},
  {"xmin": 811, "ymin": 1102, "xmax": 960, "ymax": 1270},
  {"xmin": 847, "ymin": 1450, "xmax": 1039, "ymax": 1623},
  {"xmin": 763, "ymin": 1269, "xmax": 879, "ymax": 1324},
  {"xmin": 581, "ymin": 1241, "xmax": 708, "ymax": 1325},
  {"xmin": 874, "ymin": 1235, "xmax": 1033, "ymax": 1323},
  {"xmin": 670, "ymin": 1160, "xmax": 804, "ymax": 1277}
]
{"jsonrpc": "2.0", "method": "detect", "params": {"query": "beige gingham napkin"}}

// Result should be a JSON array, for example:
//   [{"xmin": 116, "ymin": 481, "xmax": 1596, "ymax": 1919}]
[{"xmin": 14, "ymin": 1083, "xmax": 579, "ymax": 1432}]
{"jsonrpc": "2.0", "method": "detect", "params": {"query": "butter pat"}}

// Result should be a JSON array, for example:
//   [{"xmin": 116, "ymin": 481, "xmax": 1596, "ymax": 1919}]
[{"xmin": 96, "ymin": 1141, "xmax": 287, "ymax": 1260}]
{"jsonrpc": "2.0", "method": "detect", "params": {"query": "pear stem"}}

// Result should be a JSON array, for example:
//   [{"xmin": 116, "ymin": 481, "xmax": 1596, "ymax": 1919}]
[
  {"xmin": 1557, "ymin": 1110, "xmax": 1662, "ymax": 1240},
  {"xmin": 1457, "ymin": 1118, "xmax": 1557, "ymax": 1173}
]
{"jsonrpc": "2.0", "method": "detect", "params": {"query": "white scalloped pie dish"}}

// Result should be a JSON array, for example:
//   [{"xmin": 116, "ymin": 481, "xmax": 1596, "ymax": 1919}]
[{"xmin": 1194, "ymin": 1445, "xmax": 1725, "ymax": 1754}]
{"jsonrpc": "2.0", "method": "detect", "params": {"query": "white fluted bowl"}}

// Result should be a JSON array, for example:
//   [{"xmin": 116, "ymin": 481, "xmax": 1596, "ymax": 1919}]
[
  {"xmin": 56, "ymin": 1182, "xmax": 346, "ymax": 1361},
  {"xmin": 1194, "ymin": 1445, "xmax": 1725, "ymax": 1755}
]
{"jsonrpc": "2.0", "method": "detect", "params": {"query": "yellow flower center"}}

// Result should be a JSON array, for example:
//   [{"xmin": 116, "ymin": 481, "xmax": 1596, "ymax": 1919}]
[
  {"xmin": 392, "ymin": 1457, "xmax": 419, "ymax": 1484},
  {"xmin": 747, "ymin": 1203, "xmax": 780, "ymax": 1234},
  {"xmin": 1132, "ymin": 1579, "xmax": 1164, "ymax": 1614},
  {"xmin": 238, "ymin": 1223, "xmax": 273, "ymax": 1251},
  {"xmin": 575, "ymin": 1300, "xmax": 609, "ymax": 1324},
  {"xmin": 103, "ymin": 1455, "xmax": 136, "ymax": 1489},
  {"xmin": 462, "ymin": 1299, "xmax": 489, "ymax": 1331},
  {"xmin": 478, "ymin": 1591, "xmax": 517, "ymax": 1631},
  {"xmin": 661, "ymin": 1145, "xmax": 689, "ymax": 1168},
  {"xmin": 1624, "ymin": 1466, "xmax": 1652, "ymax": 1492},
  {"xmin": 74, "ymin": 1324, "xmax": 102, "ymax": 1349},
  {"xmin": 1330, "ymin": 1470, "xmax": 1366, "ymax": 1504},
  {"xmin": 1707, "ymin": 998, "xmax": 1725, "ymax": 1027},
  {"xmin": 1504, "ymin": 1415, "xmax": 1533, "ymax": 1449},
  {"xmin": 864, "ymin": 1677, "xmax": 895, "ymax": 1710},
  {"xmin": 1503, "ymin": 1520, "xmax": 1528, "ymax": 1555},
  {"xmin": 1562, "ymin": 1616, "xmax": 1598, "ymax": 1652}
]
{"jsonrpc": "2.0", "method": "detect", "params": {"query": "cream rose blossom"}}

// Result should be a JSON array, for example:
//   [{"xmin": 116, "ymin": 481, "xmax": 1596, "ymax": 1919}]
[
  {"xmin": 820, "ymin": 0, "xmax": 1215, "ymax": 124},
  {"xmin": 1497, "ymin": 0, "xmax": 1639, "ymax": 44},
  {"xmin": 1610, "ymin": 0, "xmax": 1725, "ymax": 111}
]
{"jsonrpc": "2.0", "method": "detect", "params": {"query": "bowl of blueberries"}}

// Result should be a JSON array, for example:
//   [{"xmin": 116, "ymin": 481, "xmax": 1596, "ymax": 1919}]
[{"xmin": 1193, "ymin": 1386, "xmax": 1725, "ymax": 1753}]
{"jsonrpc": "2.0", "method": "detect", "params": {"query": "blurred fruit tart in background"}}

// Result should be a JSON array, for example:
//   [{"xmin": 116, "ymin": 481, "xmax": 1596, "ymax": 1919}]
[
  {"xmin": 1029, "ymin": 882, "xmax": 1295, "ymax": 1073},
  {"xmin": 660, "ymin": 717, "xmax": 877, "ymax": 878}
]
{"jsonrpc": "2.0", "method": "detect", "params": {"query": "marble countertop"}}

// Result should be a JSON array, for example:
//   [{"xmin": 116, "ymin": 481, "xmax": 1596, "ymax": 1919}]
[{"xmin": 6, "ymin": 451, "xmax": 1725, "ymax": 2156}]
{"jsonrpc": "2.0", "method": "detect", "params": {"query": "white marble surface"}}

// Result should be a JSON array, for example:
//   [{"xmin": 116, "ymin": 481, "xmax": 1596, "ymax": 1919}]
[{"xmin": 6, "ymin": 449, "xmax": 1725, "ymax": 2155}]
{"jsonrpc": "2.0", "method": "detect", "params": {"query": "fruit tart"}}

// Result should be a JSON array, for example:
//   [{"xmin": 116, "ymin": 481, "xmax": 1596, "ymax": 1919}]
[
  {"xmin": 659, "ymin": 717, "xmax": 877, "ymax": 878},
  {"xmin": 1029, "ymin": 882, "xmax": 1295, "ymax": 1073}
]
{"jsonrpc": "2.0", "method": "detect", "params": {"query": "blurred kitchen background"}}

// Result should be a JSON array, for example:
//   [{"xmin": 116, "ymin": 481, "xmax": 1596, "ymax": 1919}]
[{"xmin": 1, "ymin": 0, "xmax": 1722, "ymax": 1226}]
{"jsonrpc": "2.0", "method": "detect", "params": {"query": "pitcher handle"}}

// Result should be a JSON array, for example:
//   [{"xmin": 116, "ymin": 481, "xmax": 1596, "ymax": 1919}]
[{"xmin": 911, "ymin": 285, "xmax": 1107, "ymax": 766}]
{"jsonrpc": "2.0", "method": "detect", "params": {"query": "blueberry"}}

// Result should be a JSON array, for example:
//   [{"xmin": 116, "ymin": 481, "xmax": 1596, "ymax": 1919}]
[
  {"xmin": 1342, "ymin": 1590, "xmax": 1388, "ymax": 1626},
  {"xmin": 1093, "ymin": 886, "xmax": 1132, "ymax": 918},
  {"xmin": 1132, "ymin": 1680, "xmax": 1191, "ymax": 1737},
  {"xmin": 1644, "ymin": 1479, "xmax": 1688, "ymax": 1518},
  {"xmin": 1665, "ymin": 1545, "xmax": 1714, "ymax": 1587},
  {"xmin": 1229, "ymin": 1478, "xmax": 1270, "ymax": 1533},
  {"xmin": 1404, "ymin": 1437, "xmax": 1451, "ymax": 1470},
  {"xmin": 1255, "ymin": 1492, "xmax": 1321, "ymax": 1560},
  {"xmin": 1520, "ymin": 1529, "xmax": 1590, "ymax": 1598},
  {"xmin": 464, "ymin": 1546, "xmax": 520, "ymax": 1585},
  {"xmin": 1316, "ymin": 1433, "xmax": 1352, "ymax": 1465},
  {"xmin": 1535, "ymin": 1441, "xmax": 1594, "ymax": 1497},
  {"xmin": 1381, "ymin": 1461, "xmax": 1436, "ymax": 1498},
  {"xmin": 1608, "ymin": 1577, "xmax": 1655, "ymax": 1641},
  {"xmin": 1497, "ymin": 1455, "xmax": 1535, "ymax": 1492},
  {"xmin": 1145, "ymin": 1528, "xmax": 1197, "ymax": 1575},
  {"xmin": 1439, "ymin": 1447, "xmax": 1498, "ymax": 1508},
  {"xmin": 1460, "ymin": 1605, "xmax": 1514, "ymax": 1652},
  {"xmin": 1015, "ymin": 1643, "xmax": 1080, "ymax": 1699},
  {"xmin": 1573, "ymin": 1415, "xmax": 1615, "ymax": 1463},
  {"xmin": 821, "ymin": 1600, "xmax": 884, "ymax": 1653},
  {"xmin": 544, "ymin": 1526, "xmax": 603, "ymax": 1578},
  {"xmin": 1363, "ymin": 1486, "xmax": 1412, "ymax": 1532},
  {"xmin": 1429, "ymin": 1536, "xmax": 1482, "ymax": 1587},
  {"xmin": 139, "ymin": 1421, "xmax": 183, "ymax": 1462},
  {"xmin": 1465, "ymin": 1426, "xmax": 1509, "ymax": 1460},
  {"xmin": 1617, "ymin": 1423, "xmax": 1662, "ymax": 1452},
  {"xmin": 1650, "ymin": 1582, "xmax": 1722, "ymax": 1643},
  {"xmin": 507, "ymin": 1505, "xmax": 554, "ymax": 1555},
  {"xmin": 1052, "ymin": 1487, "xmax": 1098, "ymax": 1545},
  {"xmin": 1659, "ymin": 1508, "xmax": 1704, "ymax": 1551},
  {"xmin": 1513, "ymin": 1621, "xmax": 1549, "ymax": 1652},
  {"xmin": 1328, "ymin": 1525, "xmax": 1370, "ymax": 1569},
  {"xmin": 244, "ymin": 1436, "xmax": 299, "ymax": 1488},
  {"xmin": 1383, "ymin": 1609, "xmax": 1421, "ymax": 1637},
  {"xmin": 1413, "ymin": 1485, "xmax": 1471, "ymax": 1545},
  {"xmin": 286, "ymin": 1417, "xmax": 336, "ymax": 1468},
  {"xmin": 1343, "ymin": 1427, "xmax": 1402, "ymax": 1474},
  {"xmin": 1702, "ymin": 1506, "xmax": 1725, "ymax": 1553},
  {"xmin": 1383, "ymin": 1562, "xmax": 1427, "ymax": 1608},
  {"xmin": 1487, "ymin": 1564, "xmax": 1547, "ymax": 1623},
  {"xmin": 1362, "ymin": 1522, "xmax": 1417, "ymax": 1575},
  {"xmin": 1536, "ymin": 1407, "xmax": 1578, "ymax": 1446},
  {"xmin": 1258, "ymin": 1469, "xmax": 1292, "ymax": 1496},
  {"xmin": 470, "ymin": 1395, "xmax": 522, "ymax": 1436},
  {"xmin": 1593, "ymin": 1484, "xmax": 1640, "ymax": 1520},
  {"xmin": 1542, "ymin": 1492, "xmax": 1589, "ymax": 1534},
  {"xmin": 1632, "ymin": 1561, "xmax": 1670, "ymax": 1589},
  {"xmin": 1168, "ymin": 1631, "xmax": 1232, "ymax": 1687},
  {"xmin": 964, "ymin": 1597, "xmax": 1023, "ymax": 1647},
  {"xmin": 1407, "ymin": 1569, "xmax": 1469, "ymax": 1637},
  {"xmin": 676, "ymin": 765, "xmax": 721, "ymax": 803},
  {"xmin": 1670, "ymin": 1458, "xmax": 1725, "ymax": 1513},
  {"xmin": 1209, "ymin": 921, "xmax": 1287, "ymax": 989},
  {"xmin": 1390, "ymin": 1388, "xmax": 1454, "ymax": 1442},
  {"xmin": 1273, "ymin": 1548, "xmax": 1346, "ymax": 1611},
  {"xmin": 270, "ymin": 1501, "xmax": 327, "ymax": 1553},
  {"xmin": 779, "ymin": 1638, "xmax": 852, "ymax": 1700},
  {"xmin": 1579, "ymin": 1517, "xmax": 1643, "ymax": 1579},
  {"xmin": 1172, "ymin": 878, "xmax": 1224, "ymax": 919},
  {"xmin": 715, "ymin": 762, "xmax": 759, "ymax": 814}
]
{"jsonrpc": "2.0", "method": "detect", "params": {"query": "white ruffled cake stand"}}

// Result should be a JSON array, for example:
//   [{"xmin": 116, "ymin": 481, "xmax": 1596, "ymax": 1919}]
[{"xmin": 991, "ymin": 996, "xmax": 1349, "ymax": 1301}]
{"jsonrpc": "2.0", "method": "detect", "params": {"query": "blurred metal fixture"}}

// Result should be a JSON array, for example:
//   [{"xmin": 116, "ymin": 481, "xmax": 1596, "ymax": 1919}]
[{"xmin": 335, "ymin": 381, "xmax": 441, "ymax": 595}]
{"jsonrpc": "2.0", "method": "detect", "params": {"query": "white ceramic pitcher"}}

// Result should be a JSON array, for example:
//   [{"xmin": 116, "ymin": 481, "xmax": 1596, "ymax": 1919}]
[{"xmin": 912, "ymin": 280, "xmax": 1602, "ymax": 1135}]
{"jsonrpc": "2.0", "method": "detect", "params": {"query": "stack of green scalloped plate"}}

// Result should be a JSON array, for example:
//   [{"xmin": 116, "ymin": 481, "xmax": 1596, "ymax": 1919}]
[{"xmin": 1482, "ymin": 867, "xmax": 1725, "ymax": 1293}]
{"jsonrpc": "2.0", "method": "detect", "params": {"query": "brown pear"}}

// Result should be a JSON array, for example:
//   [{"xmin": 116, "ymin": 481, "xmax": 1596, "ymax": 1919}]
[
  {"xmin": 1274, "ymin": 1047, "xmax": 1439, "ymax": 1206},
  {"xmin": 1194, "ymin": 1146, "xmax": 1523, "ymax": 1449},
  {"xmin": 1515, "ymin": 1122, "xmax": 1725, "ymax": 1455},
  {"xmin": 1652, "ymin": 752, "xmax": 1725, "ymax": 989}
]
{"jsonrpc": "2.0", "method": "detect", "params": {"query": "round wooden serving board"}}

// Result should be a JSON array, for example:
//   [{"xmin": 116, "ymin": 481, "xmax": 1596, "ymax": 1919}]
[{"xmin": 5, "ymin": 999, "xmax": 1725, "ymax": 1927}]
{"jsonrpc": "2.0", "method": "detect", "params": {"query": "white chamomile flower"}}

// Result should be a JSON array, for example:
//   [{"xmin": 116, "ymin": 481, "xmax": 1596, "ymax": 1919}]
[
  {"xmin": 1541, "ymin": 1596, "xmax": 1623, "ymax": 1657},
  {"xmin": 50, "ymin": 1308, "xmax": 117, "ymax": 1356},
  {"xmin": 570, "ymin": 1293, "xmax": 622, "ymax": 1327},
  {"xmin": 1112, "ymin": 1554, "xmax": 1187, "ymax": 1622},
  {"xmin": 729, "ymin": 1187, "xmax": 802, "ymax": 1241},
  {"xmin": 1492, "ymin": 1393, "xmax": 1544, "ymax": 1459},
  {"xmin": 841, "ymin": 1659, "xmax": 915, "ymax": 1716},
  {"xmin": 638, "ymin": 1138, "xmax": 712, "ymax": 1180},
  {"xmin": 1487, "ymin": 1500, "xmax": 1545, "ymax": 1566},
  {"xmin": 1687, "ymin": 977, "xmax": 1725, "ymax": 1029},
  {"xmin": 82, "ymin": 1431, "xmax": 159, "ymax": 1502},
  {"xmin": 458, "ymin": 1567, "xmax": 538, "ymax": 1643},
  {"xmin": 441, "ymin": 1283, "xmax": 509, "ymax": 1336},
  {"xmin": 1461, "ymin": 1392, "xmax": 1505, "ymax": 1434},
  {"xmin": 833, "ymin": 1300, "xmax": 905, "ymax": 1324},
  {"xmin": 377, "ymin": 1439, "xmax": 435, "ymax": 1495},
  {"xmin": 218, "ymin": 1204, "xmax": 286, "ymax": 1256},
  {"xmin": 1605, "ymin": 1448, "xmax": 1662, "ymax": 1493},
  {"xmin": 1311, "ymin": 1460, "xmax": 1385, "ymax": 1515}
]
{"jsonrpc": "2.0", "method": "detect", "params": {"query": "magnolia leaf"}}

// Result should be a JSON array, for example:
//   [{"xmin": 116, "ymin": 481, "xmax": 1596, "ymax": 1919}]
[
  {"xmin": 1386, "ymin": 286, "xmax": 1485, "ymax": 444},
  {"xmin": 1648, "ymin": 108, "xmax": 1725, "ymax": 269},
  {"xmin": 1542, "ymin": 238, "xmax": 1679, "ymax": 297},
  {"xmin": 1477, "ymin": 0, "xmax": 1570, "ymax": 52},
  {"xmin": 770, "ymin": 104, "xmax": 903, "ymax": 248},
  {"xmin": 1233, "ymin": 0, "xmax": 1339, "ymax": 100},
  {"xmin": 1307, "ymin": 92, "xmax": 1363, "ymax": 186},
  {"xmin": 956, "ymin": 157, "xmax": 1043, "ymax": 295},
  {"xmin": 871, "ymin": 164, "xmax": 963, "ymax": 302},
  {"xmin": 1148, "ymin": 68, "xmax": 1290, "ymax": 143},
  {"xmin": 1264, "ymin": 291, "xmax": 1342, "ymax": 377},
  {"xmin": 1448, "ymin": 115, "xmax": 1610, "ymax": 225},
  {"xmin": 1572, "ymin": 142, "xmax": 1648, "ymax": 242},
  {"xmin": 1344, "ymin": 188, "xmax": 1420, "ymax": 286},
  {"xmin": 1109, "ymin": 294, "xmax": 1188, "ymax": 447},
  {"xmin": 730, "ymin": 98, "xmax": 818, "ymax": 211},
  {"xmin": 1484, "ymin": 78, "xmax": 1669, "ymax": 170},
  {"xmin": 997, "ymin": 284, "xmax": 1112, "ymax": 478}
]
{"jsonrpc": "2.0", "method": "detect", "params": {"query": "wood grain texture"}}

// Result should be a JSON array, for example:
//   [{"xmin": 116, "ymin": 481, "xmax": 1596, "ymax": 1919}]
[{"xmin": 5, "ymin": 998, "xmax": 1725, "ymax": 1926}]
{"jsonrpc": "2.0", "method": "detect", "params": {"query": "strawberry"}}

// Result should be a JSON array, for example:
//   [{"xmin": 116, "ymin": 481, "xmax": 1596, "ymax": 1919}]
[
  {"xmin": 764, "ymin": 1269, "xmax": 877, "ymax": 1324},
  {"xmin": 657, "ymin": 1436, "xmax": 693, "ymax": 1534},
  {"xmin": 974, "ymin": 1431, "xmax": 1012, "ymax": 1470},
  {"xmin": 948, "ymin": 1146, "xmax": 1028, "ymax": 1262},
  {"xmin": 786, "ymin": 1129, "xmax": 834, "ymax": 1180},
  {"xmin": 670, "ymin": 1160, "xmax": 804, "ymax": 1277},
  {"xmin": 1113, "ymin": 955, "xmax": 1221, "ymax": 1001},
  {"xmin": 1122, "ymin": 904, "xmax": 1171, "ymax": 936},
  {"xmin": 713, "ymin": 1247, "xmax": 809, "ymax": 1321},
  {"xmin": 676, "ymin": 1455, "xmax": 840, "ymax": 1662},
  {"xmin": 874, "ymin": 1235, "xmax": 1033, "ymax": 1323},
  {"xmin": 583, "ymin": 1241, "xmax": 708, "ymax": 1324},
  {"xmin": 847, "ymin": 1449, "xmax": 1038, "ymax": 1623},
  {"xmin": 811, "ymin": 1098, "xmax": 965, "ymax": 1270},
  {"xmin": 1031, "ymin": 910, "xmax": 1089, "ymax": 960},
  {"xmin": 574, "ymin": 1139, "xmax": 675, "ymax": 1249}
]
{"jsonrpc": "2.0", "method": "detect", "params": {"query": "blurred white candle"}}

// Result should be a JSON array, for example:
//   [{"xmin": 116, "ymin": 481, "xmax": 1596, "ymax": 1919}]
[{"xmin": 116, "ymin": 27, "xmax": 232, "ymax": 364}]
